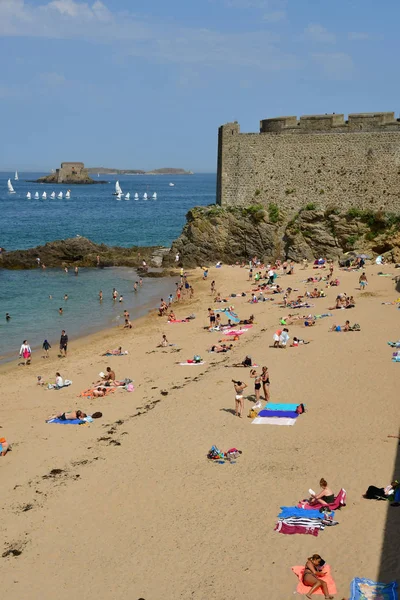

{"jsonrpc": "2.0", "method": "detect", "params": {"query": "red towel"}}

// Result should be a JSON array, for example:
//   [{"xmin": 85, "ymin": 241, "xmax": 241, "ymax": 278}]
[
  {"xmin": 291, "ymin": 565, "xmax": 337, "ymax": 595},
  {"xmin": 275, "ymin": 522, "xmax": 319, "ymax": 536}
]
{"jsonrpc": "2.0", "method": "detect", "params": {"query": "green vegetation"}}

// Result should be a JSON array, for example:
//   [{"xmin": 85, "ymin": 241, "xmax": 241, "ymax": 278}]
[
  {"xmin": 346, "ymin": 234, "xmax": 359, "ymax": 247},
  {"xmin": 319, "ymin": 189, "xmax": 325, "ymax": 195},
  {"xmin": 268, "ymin": 202, "xmax": 280, "ymax": 223},
  {"xmin": 254, "ymin": 189, "xmax": 261, "ymax": 197},
  {"xmin": 285, "ymin": 188, "xmax": 296, "ymax": 195},
  {"xmin": 305, "ymin": 203, "xmax": 316, "ymax": 210}
]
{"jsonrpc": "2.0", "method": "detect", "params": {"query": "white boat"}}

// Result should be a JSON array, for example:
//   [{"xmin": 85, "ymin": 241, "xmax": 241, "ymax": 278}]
[
  {"xmin": 169, "ymin": 182, "xmax": 175, "ymax": 187},
  {"xmin": 114, "ymin": 180, "xmax": 123, "ymax": 196},
  {"xmin": 26, "ymin": 192, "xmax": 31, "ymax": 199},
  {"xmin": 15, "ymin": 171, "xmax": 19, "ymax": 181},
  {"xmin": 7, "ymin": 179, "xmax": 16, "ymax": 193},
  {"xmin": 42, "ymin": 191, "xmax": 47, "ymax": 199},
  {"xmin": 134, "ymin": 193, "xmax": 139, "ymax": 200},
  {"xmin": 143, "ymin": 192, "xmax": 148, "ymax": 200},
  {"xmin": 50, "ymin": 191, "xmax": 56, "ymax": 199},
  {"xmin": 58, "ymin": 192, "xmax": 63, "ymax": 199},
  {"xmin": 116, "ymin": 192, "xmax": 122, "ymax": 200},
  {"xmin": 65, "ymin": 190, "xmax": 71, "ymax": 199},
  {"xmin": 152, "ymin": 192, "xmax": 157, "ymax": 200},
  {"xmin": 34, "ymin": 192, "xmax": 39, "ymax": 199},
  {"xmin": 125, "ymin": 192, "xmax": 130, "ymax": 200}
]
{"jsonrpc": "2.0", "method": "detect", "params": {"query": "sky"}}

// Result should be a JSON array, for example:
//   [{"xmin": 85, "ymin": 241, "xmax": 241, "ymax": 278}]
[{"xmin": 0, "ymin": 0, "xmax": 398, "ymax": 172}]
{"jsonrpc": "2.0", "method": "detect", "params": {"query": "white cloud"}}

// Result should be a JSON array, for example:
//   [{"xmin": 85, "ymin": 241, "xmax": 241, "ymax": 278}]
[
  {"xmin": 263, "ymin": 10, "xmax": 286, "ymax": 22},
  {"xmin": 312, "ymin": 52, "xmax": 354, "ymax": 79},
  {"xmin": 0, "ymin": 0, "xmax": 298, "ymax": 72},
  {"xmin": 348, "ymin": 32, "xmax": 371, "ymax": 41},
  {"xmin": 304, "ymin": 23, "xmax": 336, "ymax": 44}
]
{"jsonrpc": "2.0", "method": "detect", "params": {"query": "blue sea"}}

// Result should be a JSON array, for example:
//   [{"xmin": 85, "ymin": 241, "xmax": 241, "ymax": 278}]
[{"xmin": 0, "ymin": 172, "xmax": 216, "ymax": 360}]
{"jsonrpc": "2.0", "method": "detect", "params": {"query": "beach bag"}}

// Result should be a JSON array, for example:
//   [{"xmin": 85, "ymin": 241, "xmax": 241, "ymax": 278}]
[
  {"xmin": 248, "ymin": 409, "xmax": 258, "ymax": 419},
  {"xmin": 193, "ymin": 355, "xmax": 202, "ymax": 363},
  {"xmin": 296, "ymin": 403, "xmax": 305, "ymax": 414}
]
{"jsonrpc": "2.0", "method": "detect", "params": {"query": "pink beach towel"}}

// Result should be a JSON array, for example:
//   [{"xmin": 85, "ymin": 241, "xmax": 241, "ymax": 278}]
[
  {"xmin": 297, "ymin": 488, "xmax": 347, "ymax": 510},
  {"xmin": 292, "ymin": 565, "xmax": 337, "ymax": 596}
]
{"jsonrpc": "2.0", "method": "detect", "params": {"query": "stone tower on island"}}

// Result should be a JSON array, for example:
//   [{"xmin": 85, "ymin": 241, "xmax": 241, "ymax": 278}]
[
  {"xmin": 217, "ymin": 112, "xmax": 400, "ymax": 214},
  {"xmin": 36, "ymin": 162, "xmax": 99, "ymax": 184}
]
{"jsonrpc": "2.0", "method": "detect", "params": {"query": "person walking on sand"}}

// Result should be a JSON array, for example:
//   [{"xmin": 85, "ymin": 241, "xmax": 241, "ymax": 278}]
[
  {"xmin": 359, "ymin": 271, "xmax": 368, "ymax": 290},
  {"xmin": 19, "ymin": 340, "xmax": 32, "ymax": 366},
  {"xmin": 211, "ymin": 280, "xmax": 216, "ymax": 295},
  {"xmin": 42, "ymin": 339, "xmax": 51, "ymax": 358},
  {"xmin": 60, "ymin": 330, "xmax": 68, "ymax": 357},
  {"xmin": 232, "ymin": 380, "xmax": 247, "ymax": 418}
]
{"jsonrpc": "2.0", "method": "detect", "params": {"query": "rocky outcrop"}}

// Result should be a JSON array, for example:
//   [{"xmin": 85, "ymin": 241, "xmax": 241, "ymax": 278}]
[
  {"xmin": 0, "ymin": 238, "xmax": 167, "ymax": 270},
  {"xmin": 35, "ymin": 162, "xmax": 107, "ymax": 185},
  {"xmin": 165, "ymin": 205, "xmax": 400, "ymax": 266}
]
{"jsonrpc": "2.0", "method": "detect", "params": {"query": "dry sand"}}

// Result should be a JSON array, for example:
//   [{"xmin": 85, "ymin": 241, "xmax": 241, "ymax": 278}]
[{"xmin": 1, "ymin": 263, "xmax": 399, "ymax": 599}]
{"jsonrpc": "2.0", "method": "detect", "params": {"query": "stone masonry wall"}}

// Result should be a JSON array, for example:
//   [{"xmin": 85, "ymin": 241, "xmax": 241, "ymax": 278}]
[
  {"xmin": 57, "ymin": 162, "xmax": 87, "ymax": 183},
  {"xmin": 217, "ymin": 113, "xmax": 400, "ymax": 215}
]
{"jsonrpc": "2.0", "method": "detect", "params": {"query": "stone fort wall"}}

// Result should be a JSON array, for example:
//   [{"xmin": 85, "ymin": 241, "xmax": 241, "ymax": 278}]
[
  {"xmin": 217, "ymin": 112, "xmax": 400, "ymax": 214},
  {"xmin": 56, "ymin": 162, "xmax": 87, "ymax": 183}
]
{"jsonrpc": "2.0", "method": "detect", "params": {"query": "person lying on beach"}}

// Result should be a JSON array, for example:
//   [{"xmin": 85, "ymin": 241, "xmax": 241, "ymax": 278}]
[
  {"xmin": 238, "ymin": 314, "xmax": 254, "ymax": 325},
  {"xmin": 308, "ymin": 478, "xmax": 335, "ymax": 506},
  {"xmin": 92, "ymin": 387, "xmax": 108, "ymax": 397},
  {"xmin": 102, "ymin": 347, "xmax": 126, "ymax": 355},
  {"xmin": 0, "ymin": 438, "xmax": 10, "ymax": 456},
  {"xmin": 290, "ymin": 337, "xmax": 310, "ymax": 346},
  {"xmin": 209, "ymin": 344, "xmax": 233, "ymax": 353},
  {"xmin": 304, "ymin": 319, "xmax": 316, "ymax": 327},
  {"xmin": 363, "ymin": 480, "xmax": 399, "ymax": 501},
  {"xmin": 46, "ymin": 410, "xmax": 87, "ymax": 422},
  {"xmin": 302, "ymin": 554, "xmax": 334, "ymax": 599}
]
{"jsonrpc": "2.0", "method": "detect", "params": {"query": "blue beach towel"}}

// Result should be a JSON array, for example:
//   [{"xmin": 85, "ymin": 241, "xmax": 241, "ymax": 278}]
[
  {"xmin": 350, "ymin": 577, "xmax": 398, "ymax": 600},
  {"xmin": 264, "ymin": 403, "xmax": 299, "ymax": 411},
  {"xmin": 278, "ymin": 506, "xmax": 334, "ymax": 520},
  {"xmin": 258, "ymin": 410, "xmax": 298, "ymax": 418},
  {"xmin": 47, "ymin": 418, "xmax": 85, "ymax": 425}
]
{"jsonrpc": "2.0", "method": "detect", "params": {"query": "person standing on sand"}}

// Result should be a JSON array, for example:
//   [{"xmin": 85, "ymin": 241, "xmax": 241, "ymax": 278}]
[
  {"xmin": 233, "ymin": 380, "xmax": 247, "ymax": 418},
  {"xmin": 359, "ymin": 272, "xmax": 368, "ymax": 290},
  {"xmin": 42, "ymin": 339, "xmax": 51, "ymax": 358},
  {"xmin": 261, "ymin": 366, "xmax": 270, "ymax": 401},
  {"xmin": 60, "ymin": 330, "xmax": 68, "ymax": 357},
  {"xmin": 211, "ymin": 280, "xmax": 216, "ymax": 295},
  {"xmin": 19, "ymin": 340, "xmax": 32, "ymax": 365}
]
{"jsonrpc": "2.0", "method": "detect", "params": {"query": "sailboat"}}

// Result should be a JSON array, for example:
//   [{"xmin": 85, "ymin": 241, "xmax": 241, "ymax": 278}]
[
  {"xmin": 26, "ymin": 192, "xmax": 31, "ymax": 199},
  {"xmin": 152, "ymin": 192, "xmax": 157, "ymax": 200},
  {"xmin": 34, "ymin": 192, "xmax": 39, "ymax": 199},
  {"xmin": 15, "ymin": 171, "xmax": 19, "ymax": 181},
  {"xmin": 143, "ymin": 192, "xmax": 148, "ymax": 200},
  {"xmin": 114, "ymin": 180, "xmax": 123, "ymax": 196},
  {"xmin": 58, "ymin": 191, "xmax": 63, "ymax": 199},
  {"xmin": 7, "ymin": 179, "xmax": 16, "ymax": 193},
  {"xmin": 65, "ymin": 190, "xmax": 71, "ymax": 199},
  {"xmin": 50, "ymin": 191, "xmax": 56, "ymax": 199},
  {"xmin": 169, "ymin": 182, "xmax": 175, "ymax": 187},
  {"xmin": 116, "ymin": 192, "xmax": 122, "ymax": 200},
  {"xmin": 134, "ymin": 192, "xmax": 139, "ymax": 200},
  {"xmin": 42, "ymin": 191, "xmax": 47, "ymax": 199},
  {"xmin": 125, "ymin": 192, "xmax": 130, "ymax": 200}
]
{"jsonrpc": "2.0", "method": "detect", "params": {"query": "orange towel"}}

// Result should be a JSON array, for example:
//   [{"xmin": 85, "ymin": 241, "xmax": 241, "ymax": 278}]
[
  {"xmin": 291, "ymin": 565, "xmax": 337, "ymax": 596},
  {"xmin": 79, "ymin": 388, "xmax": 115, "ymax": 398}
]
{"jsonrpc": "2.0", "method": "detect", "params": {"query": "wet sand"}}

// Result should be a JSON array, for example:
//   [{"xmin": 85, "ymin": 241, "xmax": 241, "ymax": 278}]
[{"xmin": 1, "ymin": 263, "xmax": 399, "ymax": 599}]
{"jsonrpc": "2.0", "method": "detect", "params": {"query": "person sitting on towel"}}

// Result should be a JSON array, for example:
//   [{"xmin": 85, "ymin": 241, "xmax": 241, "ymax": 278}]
[
  {"xmin": 46, "ymin": 410, "xmax": 87, "ymax": 422},
  {"xmin": 309, "ymin": 478, "xmax": 335, "ymax": 506},
  {"xmin": 239, "ymin": 314, "xmax": 254, "ymax": 325}
]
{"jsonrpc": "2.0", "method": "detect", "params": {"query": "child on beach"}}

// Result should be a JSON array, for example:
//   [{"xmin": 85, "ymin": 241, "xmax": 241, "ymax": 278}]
[{"xmin": 42, "ymin": 339, "xmax": 51, "ymax": 358}]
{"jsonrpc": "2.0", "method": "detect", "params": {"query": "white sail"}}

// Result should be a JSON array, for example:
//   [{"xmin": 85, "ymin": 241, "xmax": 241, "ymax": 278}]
[
  {"xmin": 58, "ymin": 192, "xmax": 63, "ymax": 199},
  {"xmin": 7, "ymin": 179, "xmax": 15, "ymax": 193},
  {"xmin": 134, "ymin": 192, "xmax": 139, "ymax": 199},
  {"xmin": 152, "ymin": 192, "xmax": 157, "ymax": 199},
  {"xmin": 50, "ymin": 191, "xmax": 56, "ymax": 199},
  {"xmin": 42, "ymin": 192, "xmax": 47, "ymax": 199},
  {"xmin": 34, "ymin": 192, "xmax": 39, "ymax": 199},
  {"xmin": 65, "ymin": 190, "xmax": 71, "ymax": 199},
  {"xmin": 116, "ymin": 192, "xmax": 122, "ymax": 200},
  {"xmin": 125, "ymin": 192, "xmax": 130, "ymax": 200},
  {"xmin": 169, "ymin": 182, "xmax": 175, "ymax": 187},
  {"xmin": 15, "ymin": 171, "xmax": 19, "ymax": 181},
  {"xmin": 143, "ymin": 192, "xmax": 148, "ymax": 200},
  {"xmin": 26, "ymin": 192, "xmax": 31, "ymax": 199},
  {"xmin": 115, "ymin": 180, "xmax": 123, "ymax": 195}
]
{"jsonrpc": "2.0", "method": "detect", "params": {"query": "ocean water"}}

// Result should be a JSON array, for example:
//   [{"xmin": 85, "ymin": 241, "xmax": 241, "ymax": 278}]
[{"xmin": 0, "ymin": 172, "xmax": 216, "ymax": 360}]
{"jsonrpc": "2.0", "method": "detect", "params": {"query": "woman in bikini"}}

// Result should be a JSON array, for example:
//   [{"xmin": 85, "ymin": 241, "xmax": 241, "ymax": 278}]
[
  {"xmin": 250, "ymin": 369, "xmax": 262, "ymax": 404},
  {"xmin": 309, "ymin": 478, "xmax": 335, "ymax": 506},
  {"xmin": 232, "ymin": 380, "xmax": 247, "ymax": 418},
  {"xmin": 261, "ymin": 366, "xmax": 270, "ymax": 401},
  {"xmin": 303, "ymin": 554, "xmax": 334, "ymax": 599}
]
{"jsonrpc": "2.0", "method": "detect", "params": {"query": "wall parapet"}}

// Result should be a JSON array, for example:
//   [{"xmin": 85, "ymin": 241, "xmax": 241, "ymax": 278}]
[{"xmin": 259, "ymin": 112, "xmax": 399, "ymax": 134}]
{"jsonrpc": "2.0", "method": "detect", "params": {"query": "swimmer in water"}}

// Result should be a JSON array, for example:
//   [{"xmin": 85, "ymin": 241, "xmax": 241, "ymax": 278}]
[
  {"xmin": 99, "ymin": 290, "xmax": 103, "ymax": 301},
  {"xmin": 64, "ymin": 267, "xmax": 68, "ymax": 273},
  {"xmin": 74, "ymin": 266, "xmax": 79, "ymax": 275},
  {"xmin": 59, "ymin": 307, "xmax": 63, "ymax": 315},
  {"xmin": 133, "ymin": 282, "xmax": 138, "ymax": 291},
  {"xmin": 139, "ymin": 278, "xmax": 143, "ymax": 286},
  {"xmin": 119, "ymin": 295, "xmax": 124, "ymax": 303},
  {"xmin": 49, "ymin": 295, "xmax": 53, "ymax": 299},
  {"xmin": 64, "ymin": 294, "xmax": 68, "ymax": 301},
  {"xmin": 6, "ymin": 313, "xmax": 11, "ymax": 321}
]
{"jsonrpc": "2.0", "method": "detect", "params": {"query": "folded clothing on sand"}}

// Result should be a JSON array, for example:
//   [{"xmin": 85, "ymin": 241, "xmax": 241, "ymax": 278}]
[
  {"xmin": 292, "ymin": 565, "xmax": 337, "ymax": 595},
  {"xmin": 349, "ymin": 577, "xmax": 398, "ymax": 600}
]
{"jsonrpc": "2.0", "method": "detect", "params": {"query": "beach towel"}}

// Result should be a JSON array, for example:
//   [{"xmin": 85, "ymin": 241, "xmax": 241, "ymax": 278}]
[
  {"xmin": 179, "ymin": 361, "xmax": 205, "ymax": 366},
  {"xmin": 79, "ymin": 388, "xmax": 116, "ymax": 398},
  {"xmin": 278, "ymin": 507, "xmax": 334, "ymax": 519},
  {"xmin": 252, "ymin": 416, "xmax": 296, "ymax": 426},
  {"xmin": 388, "ymin": 341, "xmax": 400, "ymax": 348},
  {"xmin": 48, "ymin": 380, "xmax": 72, "ymax": 390},
  {"xmin": 104, "ymin": 352, "xmax": 127, "ymax": 356},
  {"xmin": 168, "ymin": 319, "xmax": 189, "ymax": 324},
  {"xmin": 349, "ymin": 578, "xmax": 398, "ymax": 599},
  {"xmin": 297, "ymin": 488, "xmax": 346, "ymax": 510},
  {"xmin": 47, "ymin": 418, "xmax": 84, "ymax": 425},
  {"xmin": 392, "ymin": 356, "xmax": 400, "ymax": 362},
  {"xmin": 263, "ymin": 402, "xmax": 299, "ymax": 411},
  {"xmin": 292, "ymin": 565, "xmax": 337, "ymax": 595},
  {"xmin": 276, "ymin": 518, "xmax": 323, "ymax": 536},
  {"xmin": 258, "ymin": 410, "xmax": 298, "ymax": 418}
]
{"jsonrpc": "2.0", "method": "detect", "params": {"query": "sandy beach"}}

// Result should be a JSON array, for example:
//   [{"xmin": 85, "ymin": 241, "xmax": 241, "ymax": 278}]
[{"xmin": 1, "ymin": 262, "xmax": 399, "ymax": 599}]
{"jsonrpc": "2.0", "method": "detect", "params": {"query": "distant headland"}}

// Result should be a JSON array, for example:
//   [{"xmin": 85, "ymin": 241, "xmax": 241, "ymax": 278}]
[
  {"xmin": 87, "ymin": 167, "xmax": 194, "ymax": 175},
  {"xmin": 33, "ymin": 162, "xmax": 106, "ymax": 185}
]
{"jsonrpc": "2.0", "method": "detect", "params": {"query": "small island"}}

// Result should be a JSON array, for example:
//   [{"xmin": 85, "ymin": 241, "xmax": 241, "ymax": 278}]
[{"xmin": 34, "ymin": 162, "xmax": 107, "ymax": 185}]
